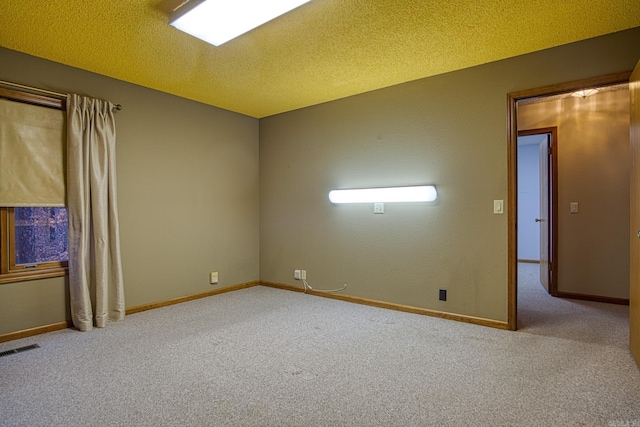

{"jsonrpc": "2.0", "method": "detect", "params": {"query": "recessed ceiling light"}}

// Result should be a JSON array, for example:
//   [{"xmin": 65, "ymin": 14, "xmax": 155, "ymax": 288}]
[
  {"xmin": 170, "ymin": 0, "xmax": 312, "ymax": 47},
  {"xmin": 571, "ymin": 88, "xmax": 600, "ymax": 98}
]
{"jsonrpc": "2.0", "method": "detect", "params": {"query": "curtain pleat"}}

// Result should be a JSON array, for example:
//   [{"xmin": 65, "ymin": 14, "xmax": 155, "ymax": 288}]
[{"xmin": 67, "ymin": 94, "xmax": 124, "ymax": 331}]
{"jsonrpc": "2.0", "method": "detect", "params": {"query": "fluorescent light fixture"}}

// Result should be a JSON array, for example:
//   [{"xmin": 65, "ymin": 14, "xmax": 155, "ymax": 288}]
[
  {"xmin": 571, "ymin": 88, "xmax": 599, "ymax": 98},
  {"xmin": 170, "ymin": 0, "xmax": 312, "ymax": 46},
  {"xmin": 328, "ymin": 186, "xmax": 437, "ymax": 204}
]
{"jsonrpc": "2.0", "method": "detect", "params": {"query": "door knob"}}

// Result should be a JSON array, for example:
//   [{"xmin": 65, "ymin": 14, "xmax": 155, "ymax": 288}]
[
  {"xmin": 535, "ymin": 218, "xmax": 543, "ymax": 222},
  {"xmin": 637, "ymin": 230, "xmax": 640, "ymax": 239}
]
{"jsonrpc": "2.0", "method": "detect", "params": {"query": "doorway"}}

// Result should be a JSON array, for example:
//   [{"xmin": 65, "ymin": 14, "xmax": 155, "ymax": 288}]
[
  {"xmin": 507, "ymin": 71, "xmax": 632, "ymax": 331},
  {"xmin": 517, "ymin": 128, "xmax": 557, "ymax": 296}
]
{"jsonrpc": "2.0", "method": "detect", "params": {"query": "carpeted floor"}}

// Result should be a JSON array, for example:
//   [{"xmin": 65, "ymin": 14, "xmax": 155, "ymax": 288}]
[
  {"xmin": 1, "ymin": 264, "xmax": 639, "ymax": 426},
  {"xmin": 517, "ymin": 263, "xmax": 630, "ymax": 347}
]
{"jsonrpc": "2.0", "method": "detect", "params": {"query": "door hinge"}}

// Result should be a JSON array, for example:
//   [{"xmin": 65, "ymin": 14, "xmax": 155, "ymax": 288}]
[
  {"xmin": 548, "ymin": 146, "xmax": 553, "ymax": 155},
  {"xmin": 548, "ymin": 262, "xmax": 552, "ymax": 272}
]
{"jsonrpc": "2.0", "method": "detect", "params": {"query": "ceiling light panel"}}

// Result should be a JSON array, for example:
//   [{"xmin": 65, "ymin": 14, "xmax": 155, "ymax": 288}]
[{"xmin": 170, "ymin": 0, "xmax": 312, "ymax": 46}]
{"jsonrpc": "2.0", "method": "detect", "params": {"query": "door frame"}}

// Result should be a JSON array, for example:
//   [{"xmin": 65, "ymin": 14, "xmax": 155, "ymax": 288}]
[
  {"xmin": 517, "ymin": 127, "xmax": 558, "ymax": 296},
  {"xmin": 506, "ymin": 71, "xmax": 632, "ymax": 331},
  {"xmin": 630, "ymin": 60, "xmax": 640, "ymax": 367}
]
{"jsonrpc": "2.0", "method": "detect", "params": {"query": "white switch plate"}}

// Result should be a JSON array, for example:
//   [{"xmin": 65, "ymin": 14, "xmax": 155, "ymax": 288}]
[
  {"xmin": 374, "ymin": 202, "xmax": 384, "ymax": 214},
  {"xmin": 209, "ymin": 272, "xmax": 219, "ymax": 284},
  {"xmin": 570, "ymin": 202, "xmax": 579, "ymax": 213},
  {"xmin": 493, "ymin": 200, "xmax": 504, "ymax": 214}
]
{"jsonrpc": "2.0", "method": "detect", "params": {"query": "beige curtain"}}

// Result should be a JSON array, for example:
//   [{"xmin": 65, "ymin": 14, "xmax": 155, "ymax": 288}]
[{"xmin": 67, "ymin": 94, "xmax": 124, "ymax": 331}]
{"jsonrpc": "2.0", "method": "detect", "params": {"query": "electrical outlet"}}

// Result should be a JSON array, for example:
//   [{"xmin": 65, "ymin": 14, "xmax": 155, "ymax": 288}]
[
  {"xmin": 301, "ymin": 269, "xmax": 306, "ymax": 280},
  {"xmin": 210, "ymin": 272, "xmax": 219, "ymax": 284},
  {"xmin": 294, "ymin": 269, "xmax": 307, "ymax": 280},
  {"xmin": 439, "ymin": 289, "xmax": 447, "ymax": 301}
]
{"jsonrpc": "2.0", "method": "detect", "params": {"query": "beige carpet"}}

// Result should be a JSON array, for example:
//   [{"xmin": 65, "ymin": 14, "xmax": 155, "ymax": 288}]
[
  {"xmin": 518, "ymin": 262, "xmax": 629, "ymax": 347},
  {"xmin": 0, "ymin": 265, "xmax": 638, "ymax": 426}
]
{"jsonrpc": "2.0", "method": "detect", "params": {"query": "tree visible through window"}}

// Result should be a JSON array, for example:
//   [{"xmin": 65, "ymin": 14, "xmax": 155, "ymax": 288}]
[
  {"xmin": 1, "ymin": 207, "xmax": 68, "ymax": 282},
  {"xmin": 14, "ymin": 207, "xmax": 68, "ymax": 265}
]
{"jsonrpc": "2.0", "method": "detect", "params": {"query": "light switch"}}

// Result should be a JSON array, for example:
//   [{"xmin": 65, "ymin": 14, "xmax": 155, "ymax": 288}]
[
  {"xmin": 374, "ymin": 202, "xmax": 384, "ymax": 214},
  {"xmin": 570, "ymin": 202, "xmax": 579, "ymax": 213},
  {"xmin": 493, "ymin": 200, "xmax": 504, "ymax": 215}
]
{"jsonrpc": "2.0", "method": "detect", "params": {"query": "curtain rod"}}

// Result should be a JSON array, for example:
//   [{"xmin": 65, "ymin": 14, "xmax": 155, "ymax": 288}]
[{"xmin": 0, "ymin": 79, "xmax": 122, "ymax": 111}]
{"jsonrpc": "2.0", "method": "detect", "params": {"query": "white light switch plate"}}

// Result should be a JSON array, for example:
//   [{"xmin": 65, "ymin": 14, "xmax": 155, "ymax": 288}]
[
  {"xmin": 570, "ymin": 202, "xmax": 579, "ymax": 213},
  {"xmin": 493, "ymin": 200, "xmax": 504, "ymax": 214},
  {"xmin": 374, "ymin": 202, "xmax": 384, "ymax": 214}
]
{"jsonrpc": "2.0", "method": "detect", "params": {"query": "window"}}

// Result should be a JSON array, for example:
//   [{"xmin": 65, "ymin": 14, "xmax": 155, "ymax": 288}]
[
  {"xmin": 13, "ymin": 207, "xmax": 68, "ymax": 265},
  {"xmin": 0, "ymin": 86, "xmax": 67, "ymax": 283},
  {"xmin": 1, "ymin": 207, "xmax": 68, "ymax": 282}
]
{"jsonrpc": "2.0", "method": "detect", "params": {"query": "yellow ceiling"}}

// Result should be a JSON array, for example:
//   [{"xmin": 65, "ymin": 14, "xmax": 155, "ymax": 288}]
[{"xmin": 1, "ymin": 0, "xmax": 639, "ymax": 118}]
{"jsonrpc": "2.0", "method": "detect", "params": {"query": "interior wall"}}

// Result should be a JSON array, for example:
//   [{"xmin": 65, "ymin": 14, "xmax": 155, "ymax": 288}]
[
  {"xmin": 259, "ymin": 28, "xmax": 640, "ymax": 322},
  {"xmin": 517, "ymin": 142, "xmax": 541, "ymax": 261},
  {"xmin": 518, "ymin": 89, "xmax": 630, "ymax": 299},
  {"xmin": 1, "ymin": 28, "xmax": 638, "ymax": 334},
  {"xmin": 0, "ymin": 47, "xmax": 260, "ymax": 335}
]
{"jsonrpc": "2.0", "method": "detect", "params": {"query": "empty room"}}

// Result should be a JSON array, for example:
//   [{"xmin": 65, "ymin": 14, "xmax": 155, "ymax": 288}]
[{"xmin": 1, "ymin": 1, "xmax": 640, "ymax": 425}]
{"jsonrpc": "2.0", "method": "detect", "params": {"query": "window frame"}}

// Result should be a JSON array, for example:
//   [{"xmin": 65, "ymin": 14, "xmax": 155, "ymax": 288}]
[{"xmin": 0, "ymin": 87, "xmax": 68, "ymax": 284}]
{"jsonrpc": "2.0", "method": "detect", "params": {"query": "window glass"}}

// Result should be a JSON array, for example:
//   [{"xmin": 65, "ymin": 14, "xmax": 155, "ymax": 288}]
[{"xmin": 14, "ymin": 207, "xmax": 68, "ymax": 265}]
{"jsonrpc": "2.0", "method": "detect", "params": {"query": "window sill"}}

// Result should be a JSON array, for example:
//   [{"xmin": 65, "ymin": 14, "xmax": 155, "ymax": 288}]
[{"xmin": 0, "ymin": 268, "xmax": 68, "ymax": 284}]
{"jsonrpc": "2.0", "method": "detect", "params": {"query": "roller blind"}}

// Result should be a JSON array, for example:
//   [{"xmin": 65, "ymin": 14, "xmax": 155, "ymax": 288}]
[{"xmin": 0, "ymin": 97, "xmax": 66, "ymax": 207}]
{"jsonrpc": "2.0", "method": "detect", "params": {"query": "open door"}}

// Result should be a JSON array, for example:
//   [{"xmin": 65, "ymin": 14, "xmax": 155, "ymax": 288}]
[
  {"xmin": 630, "ymin": 60, "xmax": 640, "ymax": 367},
  {"xmin": 519, "ymin": 127, "xmax": 557, "ymax": 295},
  {"xmin": 539, "ymin": 136, "xmax": 550, "ymax": 292}
]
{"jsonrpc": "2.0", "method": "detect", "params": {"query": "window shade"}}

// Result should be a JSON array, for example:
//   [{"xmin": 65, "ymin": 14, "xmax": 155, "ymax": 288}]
[{"xmin": 0, "ymin": 98, "xmax": 66, "ymax": 207}]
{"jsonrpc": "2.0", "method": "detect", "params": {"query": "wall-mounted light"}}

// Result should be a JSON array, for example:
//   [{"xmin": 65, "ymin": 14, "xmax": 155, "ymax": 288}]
[
  {"xmin": 328, "ymin": 186, "xmax": 437, "ymax": 204},
  {"xmin": 571, "ymin": 88, "xmax": 599, "ymax": 99},
  {"xmin": 170, "ymin": 0, "xmax": 312, "ymax": 47}
]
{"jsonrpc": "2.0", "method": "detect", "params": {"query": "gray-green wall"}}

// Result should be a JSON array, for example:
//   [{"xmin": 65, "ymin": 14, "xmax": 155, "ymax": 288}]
[
  {"xmin": 259, "ymin": 27, "xmax": 640, "ymax": 322},
  {"xmin": 0, "ymin": 48, "xmax": 260, "ymax": 335}
]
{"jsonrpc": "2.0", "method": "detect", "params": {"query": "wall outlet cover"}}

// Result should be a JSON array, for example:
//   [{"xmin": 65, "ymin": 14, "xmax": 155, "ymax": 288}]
[{"xmin": 210, "ymin": 272, "xmax": 219, "ymax": 284}]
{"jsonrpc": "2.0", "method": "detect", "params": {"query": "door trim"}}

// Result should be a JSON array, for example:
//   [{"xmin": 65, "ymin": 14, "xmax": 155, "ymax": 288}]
[
  {"xmin": 629, "ymin": 59, "xmax": 640, "ymax": 367},
  {"xmin": 506, "ymin": 71, "xmax": 632, "ymax": 331}
]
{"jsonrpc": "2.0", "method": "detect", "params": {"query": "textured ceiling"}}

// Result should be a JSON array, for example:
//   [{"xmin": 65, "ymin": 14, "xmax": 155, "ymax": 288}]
[{"xmin": 1, "ymin": 0, "xmax": 639, "ymax": 118}]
